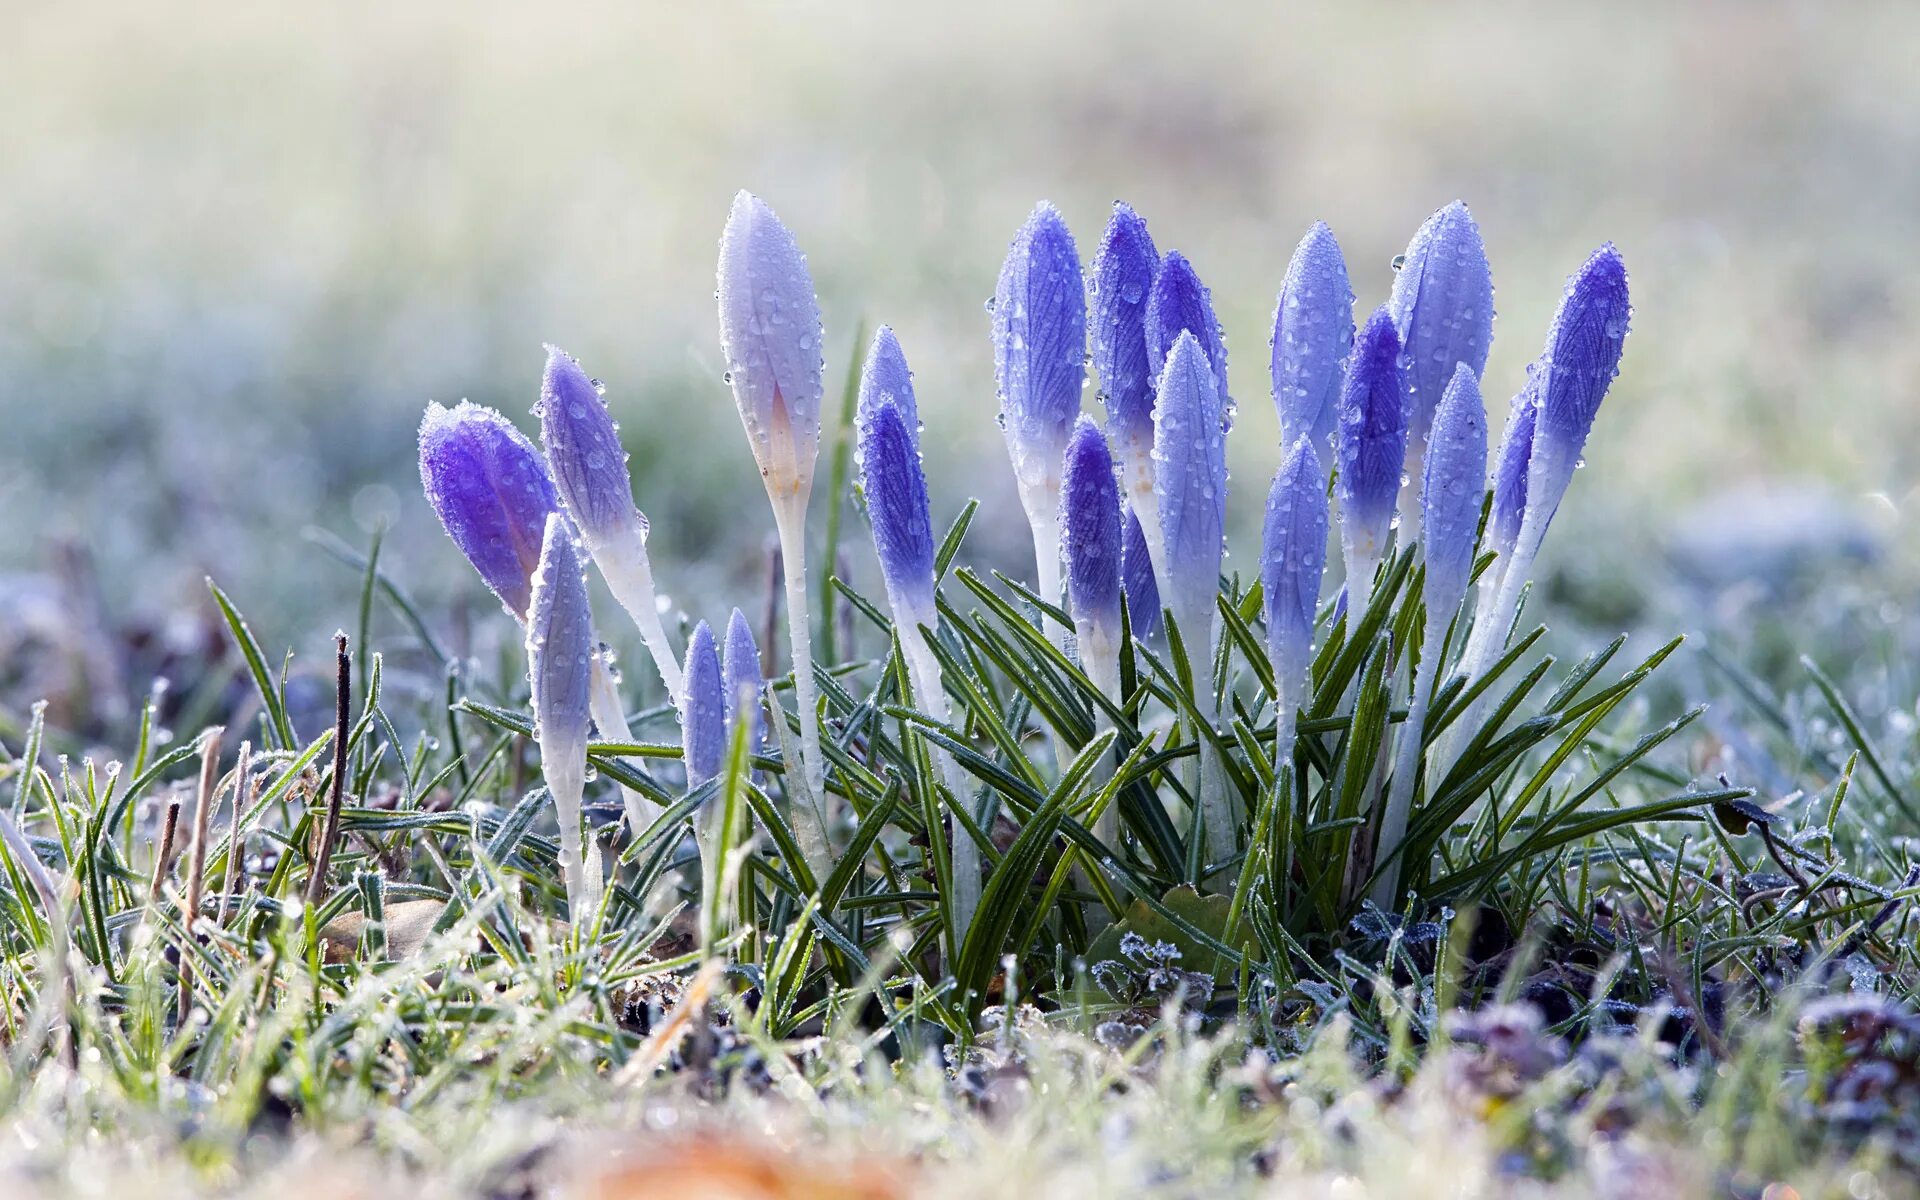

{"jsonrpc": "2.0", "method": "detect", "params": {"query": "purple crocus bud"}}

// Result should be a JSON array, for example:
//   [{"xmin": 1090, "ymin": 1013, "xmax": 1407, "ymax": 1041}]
[
  {"xmin": 1091, "ymin": 203, "xmax": 1159, "ymax": 490},
  {"xmin": 994, "ymin": 202, "xmax": 1087, "ymax": 506},
  {"xmin": 1334, "ymin": 307, "xmax": 1411, "ymax": 603},
  {"xmin": 718, "ymin": 191, "xmax": 825, "ymax": 499},
  {"xmin": 538, "ymin": 346, "xmax": 647, "ymax": 551},
  {"xmin": 418, "ymin": 401, "xmax": 558, "ymax": 620},
  {"xmin": 1061, "ymin": 416, "xmax": 1123, "ymax": 658},
  {"xmin": 1523, "ymin": 245, "xmax": 1630, "ymax": 537},
  {"xmin": 1121, "ymin": 505, "xmax": 1161, "ymax": 642},
  {"xmin": 1421, "ymin": 363, "xmax": 1489, "ymax": 615},
  {"xmin": 526, "ymin": 513, "xmax": 596, "ymax": 915},
  {"xmin": 723, "ymin": 607, "xmax": 764, "ymax": 756},
  {"xmin": 1151, "ymin": 330, "xmax": 1228, "ymax": 634},
  {"xmin": 1388, "ymin": 202, "xmax": 1494, "ymax": 454},
  {"xmin": 1261, "ymin": 438, "xmax": 1329, "ymax": 699},
  {"xmin": 680, "ymin": 620, "xmax": 726, "ymax": 793},
  {"xmin": 1145, "ymin": 250, "xmax": 1229, "ymax": 413},
  {"xmin": 858, "ymin": 333, "xmax": 938, "ymax": 629},
  {"xmin": 1487, "ymin": 371, "xmax": 1540, "ymax": 568},
  {"xmin": 860, "ymin": 324, "xmax": 918, "ymax": 434},
  {"xmin": 1270, "ymin": 222, "xmax": 1354, "ymax": 451}
]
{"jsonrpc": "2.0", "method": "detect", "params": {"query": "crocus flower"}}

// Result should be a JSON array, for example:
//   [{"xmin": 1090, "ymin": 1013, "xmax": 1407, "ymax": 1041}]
[
  {"xmin": 681, "ymin": 620, "xmax": 725, "ymax": 793},
  {"xmin": 538, "ymin": 346, "xmax": 684, "ymax": 698},
  {"xmin": 1372, "ymin": 363, "xmax": 1487, "ymax": 908},
  {"xmin": 1151, "ymin": 330, "xmax": 1234, "ymax": 868},
  {"xmin": 1145, "ymin": 251, "xmax": 1229, "ymax": 411},
  {"xmin": 1448, "ymin": 245, "xmax": 1630, "ymax": 768},
  {"xmin": 526, "ymin": 513, "xmax": 599, "ymax": 920},
  {"xmin": 1486, "ymin": 370, "xmax": 1540, "ymax": 581},
  {"xmin": 1061, "ymin": 416, "xmax": 1123, "ymax": 678},
  {"xmin": 861, "ymin": 324, "xmax": 918, "ymax": 434},
  {"xmin": 717, "ymin": 191, "xmax": 830, "ymax": 867},
  {"xmin": 1260, "ymin": 437, "xmax": 1329, "ymax": 775},
  {"xmin": 994, "ymin": 202, "xmax": 1087, "ymax": 623},
  {"xmin": 857, "ymin": 336, "xmax": 938, "ymax": 628},
  {"xmin": 723, "ymin": 607, "xmax": 764, "ymax": 756},
  {"xmin": 1091, "ymin": 203, "xmax": 1160, "ymax": 513},
  {"xmin": 1334, "ymin": 307, "xmax": 1411, "ymax": 614},
  {"xmin": 1270, "ymin": 222, "xmax": 1354, "ymax": 451},
  {"xmin": 418, "ymin": 401, "xmax": 558, "ymax": 620},
  {"xmin": 1121, "ymin": 505, "xmax": 1161, "ymax": 642}
]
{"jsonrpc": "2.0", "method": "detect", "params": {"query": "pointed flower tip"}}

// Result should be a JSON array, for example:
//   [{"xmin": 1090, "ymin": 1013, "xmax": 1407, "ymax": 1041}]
[
  {"xmin": 1390, "ymin": 201, "xmax": 1494, "ymax": 438},
  {"xmin": 859, "ymin": 394, "xmax": 938, "ymax": 621},
  {"xmin": 680, "ymin": 619, "xmax": 725, "ymax": 792},
  {"xmin": 419, "ymin": 400, "xmax": 557, "ymax": 621},
  {"xmin": 1272, "ymin": 223, "xmax": 1354, "ymax": 450},
  {"xmin": 859, "ymin": 325, "xmax": 917, "ymax": 431},
  {"xmin": 535, "ymin": 344, "xmax": 643, "ymax": 550},
  {"xmin": 718, "ymin": 190, "xmax": 825, "ymax": 483},
  {"xmin": 994, "ymin": 201, "xmax": 1086, "ymax": 479},
  {"xmin": 722, "ymin": 607, "xmax": 764, "ymax": 754},
  {"xmin": 1091, "ymin": 204, "xmax": 1159, "ymax": 450}
]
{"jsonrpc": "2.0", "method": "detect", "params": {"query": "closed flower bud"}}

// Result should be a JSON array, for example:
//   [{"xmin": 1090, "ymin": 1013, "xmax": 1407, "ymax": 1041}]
[
  {"xmin": 1146, "ymin": 251, "xmax": 1229, "ymax": 415},
  {"xmin": 538, "ymin": 345, "xmax": 647, "ymax": 551},
  {"xmin": 1270, "ymin": 222, "xmax": 1354, "ymax": 451},
  {"xmin": 1524, "ymin": 244, "xmax": 1630, "ymax": 536},
  {"xmin": 1061, "ymin": 416, "xmax": 1123, "ymax": 656},
  {"xmin": 526, "ymin": 513, "xmax": 596, "ymax": 915},
  {"xmin": 1335, "ymin": 307, "xmax": 1411, "ymax": 597},
  {"xmin": 1091, "ymin": 203, "xmax": 1160, "ymax": 493},
  {"xmin": 1421, "ymin": 363, "xmax": 1489, "ymax": 615},
  {"xmin": 1122, "ymin": 505, "xmax": 1161, "ymax": 642},
  {"xmin": 857, "ymin": 339, "xmax": 938, "ymax": 626},
  {"xmin": 1487, "ymin": 371, "xmax": 1540, "ymax": 568},
  {"xmin": 860, "ymin": 324, "xmax": 918, "ymax": 433},
  {"xmin": 1261, "ymin": 437, "xmax": 1329, "ymax": 696},
  {"xmin": 1152, "ymin": 331, "xmax": 1228, "ymax": 632},
  {"xmin": 723, "ymin": 607, "xmax": 764, "ymax": 756},
  {"xmin": 418, "ymin": 401, "xmax": 558, "ymax": 620},
  {"xmin": 680, "ymin": 620, "xmax": 726, "ymax": 793},
  {"xmin": 994, "ymin": 202, "xmax": 1087, "ymax": 501},
  {"xmin": 1388, "ymin": 202, "xmax": 1494, "ymax": 454},
  {"xmin": 718, "ymin": 191, "xmax": 825, "ymax": 499}
]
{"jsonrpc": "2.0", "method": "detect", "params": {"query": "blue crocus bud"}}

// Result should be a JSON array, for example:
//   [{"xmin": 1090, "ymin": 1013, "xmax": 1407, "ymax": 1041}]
[
  {"xmin": 860, "ymin": 324, "xmax": 918, "ymax": 433},
  {"xmin": 723, "ymin": 607, "xmax": 764, "ymax": 756},
  {"xmin": 1421, "ymin": 363, "xmax": 1489, "ymax": 619},
  {"xmin": 1270, "ymin": 222, "xmax": 1354, "ymax": 451},
  {"xmin": 1090, "ymin": 203, "xmax": 1160, "ymax": 507},
  {"xmin": 680, "ymin": 620, "xmax": 726, "ymax": 794},
  {"xmin": 718, "ymin": 191, "xmax": 825, "ymax": 500},
  {"xmin": 1145, "ymin": 250, "xmax": 1229, "ymax": 413},
  {"xmin": 1121, "ymin": 505, "xmax": 1161, "ymax": 642},
  {"xmin": 994, "ymin": 202, "xmax": 1087, "ymax": 607},
  {"xmin": 1486, "ymin": 371, "xmax": 1540, "ymax": 573},
  {"xmin": 536, "ymin": 346, "xmax": 684, "ymax": 699},
  {"xmin": 418, "ymin": 401, "xmax": 558, "ymax": 620},
  {"xmin": 1523, "ymin": 244, "xmax": 1630, "ymax": 538},
  {"xmin": 1061, "ymin": 416, "xmax": 1123, "ymax": 667},
  {"xmin": 526, "ymin": 513, "xmax": 598, "ymax": 917},
  {"xmin": 857, "ymin": 354, "xmax": 938, "ymax": 628},
  {"xmin": 1334, "ymin": 307, "xmax": 1411, "ymax": 610},
  {"xmin": 1261, "ymin": 437, "xmax": 1329, "ymax": 769},
  {"xmin": 1388, "ymin": 202, "xmax": 1494, "ymax": 457},
  {"xmin": 1151, "ymin": 330, "xmax": 1228, "ymax": 642}
]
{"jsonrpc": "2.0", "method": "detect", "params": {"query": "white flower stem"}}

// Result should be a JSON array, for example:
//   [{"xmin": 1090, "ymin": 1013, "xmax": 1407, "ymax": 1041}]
[
  {"xmin": 590, "ymin": 524, "xmax": 685, "ymax": 702},
  {"xmin": 1022, "ymin": 497, "xmax": 1077, "ymax": 771},
  {"xmin": 902, "ymin": 625, "xmax": 981, "ymax": 946},
  {"xmin": 771, "ymin": 499, "xmax": 832, "ymax": 878},
  {"xmin": 1370, "ymin": 614, "xmax": 1443, "ymax": 911},
  {"xmin": 1082, "ymin": 637, "xmax": 1122, "ymax": 849},
  {"xmin": 1441, "ymin": 539, "xmax": 1535, "ymax": 774},
  {"xmin": 544, "ymin": 752, "xmax": 592, "ymax": 925},
  {"xmin": 588, "ymin": 652, "xmax": 661, "ymax": 837}
]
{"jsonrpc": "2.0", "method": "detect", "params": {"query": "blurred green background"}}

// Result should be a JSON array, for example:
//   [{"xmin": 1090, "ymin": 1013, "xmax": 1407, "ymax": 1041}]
[{"xmin": 6, "ymin": 1, "xmax": 1919, "ymax": 731}]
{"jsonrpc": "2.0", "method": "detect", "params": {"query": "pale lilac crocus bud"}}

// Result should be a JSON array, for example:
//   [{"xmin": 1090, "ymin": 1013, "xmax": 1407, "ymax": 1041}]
[
  {"xmin": 538, "ymin": 346, "xmax": 684, "ymax": 699},
  {"xmin": 1271, "ymin": 222, "xmax": 1354, "ymax": 452},
  {"xmin": 1261, "ymin": 437, "xmax": 1329, "ymax": 776},
  {"xmin": 857, "ymin": 331, "xmax": 938, "ymax": 628},
  {"xmin": 526, "ymin": 513, "xmax": 599, "ymax": 920},
  {"xmin": 1091, "ymin": 203, "xmax": 1160, "ymax": 514},
  {"xmin": 1121, "ymin": 505, "xmax": 1161, "ymax": 643},
  {"xmin": 994, "ymin": 202, "xmax": 1086, "ymax": 629},
  {"xmin": 1062, "ymin": 416, "xmax": 1123, "ymax": 680},
  {"xmin": 681, "ymin": 621, "xmax": 725, "ymax": 794},
  {"xmin": 716, "ymin": 191, "xmax": 830, "ymax": 867},
  {"xmin": 1372, "ymin": 363, "xmax": 1487, "ymax": 909},
  {"xmin": 1334, "ymin": 307, "xmax": 1411, "ymax": 615},
  {"xmin": 1145, "ymin": 250, "xmax": 1229, "ymax": 411},
  {"xmin": 723, "ymin": 607, "xmax": 764, "ymax": 757},
  {"xmin": 418, "ymin": 401, "xmax": 557, "ymax": 621}
]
